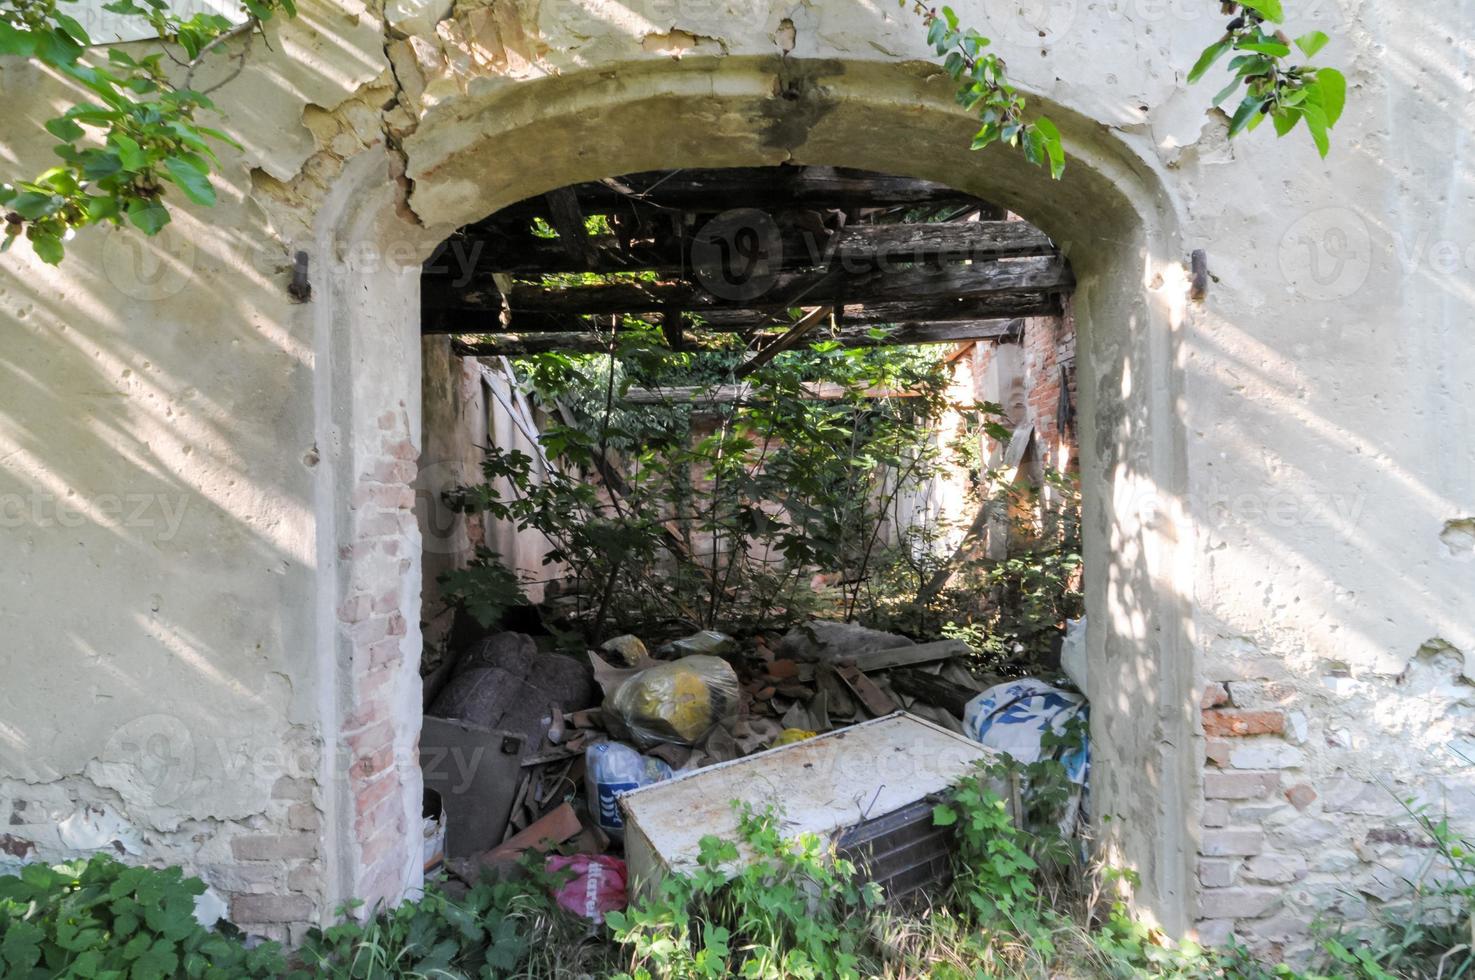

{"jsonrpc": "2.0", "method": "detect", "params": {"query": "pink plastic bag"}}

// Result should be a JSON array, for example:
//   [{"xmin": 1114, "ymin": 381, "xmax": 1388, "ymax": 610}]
[{"xmin": 546, "ymin": 854, "xmax": 628, "ymax": 924}]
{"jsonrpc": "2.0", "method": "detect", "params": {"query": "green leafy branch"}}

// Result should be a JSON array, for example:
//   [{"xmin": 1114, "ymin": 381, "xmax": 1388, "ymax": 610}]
[
  {"xmin": 903, "ymin": 2, "xmax": 1065, "ymax": 178},
  {"xmin": 1189, "ymin": 0, "xmax": 1346, "ymax": 156},
  {"xmin": 910, "ymin": 0, "xmax": 1344, "ymax": 180},
  {"xmin": 0, "ymin": 0, "xmax": 295, "ymax": 264}
]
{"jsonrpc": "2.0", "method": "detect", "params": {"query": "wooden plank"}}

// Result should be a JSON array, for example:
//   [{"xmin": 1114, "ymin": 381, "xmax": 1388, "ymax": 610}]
[
  {"xmin": 734, "ymin": 306, "xmax": 832, "ymax": 378},
  {"xmin": 485, "ymin": 166, "xmax": 988, "ymax": 220},
  {"xmin": 621, "ymin": 382, "xmax": 926, "ymax": 405},
  {"xmin": 844, "ymin": 639, "xmax": 971, "ymax": 674},
  {"xmin": 427, "ymin": 255, "xmax": 1073, "ymax": 317},
  {"xmin": 423, "ymin": 293, "xmax": 1059, "ymax": 334},
  {"xmin": 543, "ymin": 187, "xmax": 602, "ymax": 269},
  {"xmin": 449, "ymin": 319, "xmax": 1024, "ymax": 357},
  {"xmin": 433, "ymin": 220, "xmax": 1054, "ymax": 277},
  {"xmin": 833, "ymin": 664, "xmax": 900, "ymax": 717},
  {"xmin": 888, "ymin": 669, "xmax": 978, "ymax": 717}
]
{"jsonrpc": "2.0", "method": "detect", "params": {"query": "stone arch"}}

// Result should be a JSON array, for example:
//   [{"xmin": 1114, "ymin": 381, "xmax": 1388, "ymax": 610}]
[{"xmin": 312, "ymin": 54, "xmax": 1199, "ymax": 934}]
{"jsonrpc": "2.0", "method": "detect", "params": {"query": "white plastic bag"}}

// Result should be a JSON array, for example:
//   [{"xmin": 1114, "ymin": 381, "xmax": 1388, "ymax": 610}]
[{"xmin": 586, "ymin": 742, "xmax": 673, "ymax": 838}]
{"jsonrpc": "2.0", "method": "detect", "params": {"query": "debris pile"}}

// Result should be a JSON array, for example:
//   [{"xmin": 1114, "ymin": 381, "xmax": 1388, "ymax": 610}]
[{"xmin": 419, "ymin": 619, "xmax": 1090, "ymax": 919}]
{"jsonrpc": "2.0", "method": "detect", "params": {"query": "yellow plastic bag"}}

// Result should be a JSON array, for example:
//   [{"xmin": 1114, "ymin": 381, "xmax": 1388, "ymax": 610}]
[{"xmin": 605, "ymin": 655, "xmax": 739, "ymax": 747}]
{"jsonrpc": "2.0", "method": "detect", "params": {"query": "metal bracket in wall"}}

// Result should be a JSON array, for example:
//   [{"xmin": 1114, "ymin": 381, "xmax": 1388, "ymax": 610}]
[
  {"xmin": 287, "ymin": 250, "xmax": 311, "ymax": 302},
  {"xmin": 1189, "ymin": 249, "xmax": 1209, "ymax": 302}
]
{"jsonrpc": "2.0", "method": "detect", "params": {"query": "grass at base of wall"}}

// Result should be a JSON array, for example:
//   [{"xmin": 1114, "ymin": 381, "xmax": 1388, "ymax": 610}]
[{"xmin": 3, "ymin": 764, "xmax": 1470, "ymax": 978}]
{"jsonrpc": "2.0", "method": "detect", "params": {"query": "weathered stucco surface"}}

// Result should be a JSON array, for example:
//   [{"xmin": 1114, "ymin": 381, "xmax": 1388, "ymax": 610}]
[{"xmin": 1, "ymin": 0, "xmax": 1471, "ymax": 953}]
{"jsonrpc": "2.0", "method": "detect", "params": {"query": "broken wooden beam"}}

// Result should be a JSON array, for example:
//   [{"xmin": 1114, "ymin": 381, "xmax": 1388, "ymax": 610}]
[
  {"xmin": 484, "ymin": 166, "xmax": 988, "ymax": 220},
  {"xmin": 888, "ymin": 669, "xmax": 979, "ymax": 717},
  {"xmin": 423, "ymin": 292, "xmax": 1059, "ymax": 335},
  {"xmin": 734, "ymin": 306, "xmax": 832, "ymax": 378},
  {"xmin": 450, "ymin": 319, "xmax": 1023, "ymax": 356},
  {"xmin": 620, "ymin": 382, "xmax": 926, "ymax": 405},
  {"xmin": 429, "ymin": 220, "xmax": 1055, "ymax": 278},
  {"xmin": 843, "ymin": 638, "xmax": 972, "ymax": 674},
  {"xmin": 449, "ymin": 319, "xmax": 1024, "ymax": 357},
  {"xmin": 543, "ymin": 187, "xmax": 603, "ymax": 270},
  {"xmin": 426, "ymin": 255, "xmax": 1073, "ymax": 318}
]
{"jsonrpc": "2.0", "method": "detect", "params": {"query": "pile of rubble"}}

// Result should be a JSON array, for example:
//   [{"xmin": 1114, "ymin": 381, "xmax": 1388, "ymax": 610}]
[{"xmin": 419, "ymin": 620, "xmax": 1087, "ymax": 921}]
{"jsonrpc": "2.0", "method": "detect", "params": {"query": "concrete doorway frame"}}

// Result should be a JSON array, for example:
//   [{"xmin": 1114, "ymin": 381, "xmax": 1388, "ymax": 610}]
[{"xmin": 311, "ymin": 54, "xmax": 1200, "ymax": 934}]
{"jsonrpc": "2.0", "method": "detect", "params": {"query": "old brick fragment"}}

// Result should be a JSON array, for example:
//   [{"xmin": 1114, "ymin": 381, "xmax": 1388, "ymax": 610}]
[
  {"xmin": 1284, "ymin": 783, "xmax": 1316, "ymax": 810},
  {"xmin": 1200, "ymin": 828, "xmax": 1265, "ymax": 856},
  {"xmin": 1203, "ymin": 709, "xmax": 1285, "ymax": 737},
  {"xmin": 1197, "ymin": 886, "xmax": 1280, "ymax": 919},
  {"xmin": 231, "ymin": 893, "xmax": 314, "ymax": 924},
  {"xmin": 1201, "ymin": 682, "xmax": 1230, "ymax": 708},
  {"xmin": 1204, "ymin": 770, "xmax": 1279, "ymax": 800},
  {"xmin": 231, "ymin": 834, "xmax": 317, "ymax": 862}
]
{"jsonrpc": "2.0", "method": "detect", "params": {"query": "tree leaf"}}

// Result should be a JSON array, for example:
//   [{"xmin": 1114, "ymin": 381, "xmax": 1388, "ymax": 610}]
[
  {"xmin": 1237, "ymin": 40, "xmax": 1290, "ymax": 57},
  {"xmin": 1315, "ymin": 67, "xmax": 1347, "ymax": 126},
  {"xmin": 1228, "ymin": 95, "xmax": 1264, "ymax": 138},
  {"xmin": 1237, "ymin": 0, "xmax": 1284, "ymax": 24},
  {"xmin": 1271, "ymin": 107, "xmax": 1301, "ymax": 136},
  {"xmin": 9, "ymin": 191, "xmax": 60, "ymax": 220},
  {"xmin": 164, "ymin": 156, "xmax": 216, "ymax": 207},
  {"xmin": 112, "ymin": 134, "xmax": 146, "ymax": 171},
  {"xmin": 1295, "ymin": 30, "xmax": 1329, "ymax": 57},
  {"xmin": 1187, "ymin": 40, "xmax": 1230, "ymax": 84},
  {"xmin": 0, "ymin": 21, "xmax": 39, "ymax": 58},
  {"xmin": 1302, "ymin": 103, "xmax": 1330, "ymax": 157},
  {"xmin": 45, "ymin": 116, "xmax": 86, "ymax": 141},
  {"xmin": 126, "ymin": 198, "xmax": 171, "ymax": 235}
]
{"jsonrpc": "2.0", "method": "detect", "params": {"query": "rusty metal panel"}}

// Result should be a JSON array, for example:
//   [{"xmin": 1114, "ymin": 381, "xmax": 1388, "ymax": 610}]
[{"xmin": 420, "ymin": 716, "xmax": 527, "ymax": 859}]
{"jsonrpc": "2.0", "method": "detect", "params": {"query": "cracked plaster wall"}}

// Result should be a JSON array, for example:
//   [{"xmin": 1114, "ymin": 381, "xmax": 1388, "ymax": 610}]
[{"xmin": 1, "ymin": 0, "xmax": 1471, "ymax": 949}]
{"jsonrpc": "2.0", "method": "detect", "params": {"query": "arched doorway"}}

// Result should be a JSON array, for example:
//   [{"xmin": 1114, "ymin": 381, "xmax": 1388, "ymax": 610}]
[{"xmin": 310, "ymin": 54, "xmax": 1198, "ymax": 935}]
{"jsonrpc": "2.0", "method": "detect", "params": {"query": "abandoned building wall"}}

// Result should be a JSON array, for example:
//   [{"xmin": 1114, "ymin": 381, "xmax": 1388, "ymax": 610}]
[
  {"xmin": 0, "ymin": 0, "xmax": 1469, "ymax": 955},
  {"xmin": 418, "ymin": 339, "xmax": 486, "ymax": 647}
]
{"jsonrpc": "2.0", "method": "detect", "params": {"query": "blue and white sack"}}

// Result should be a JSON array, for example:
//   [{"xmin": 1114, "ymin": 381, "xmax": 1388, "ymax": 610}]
[
  {"xmin": 962, "ymin": 678, "xmax": 1090, "ymax": 833},
  {"xmin": 963, "ymin": 678, "xmax": 1089, "ymax": 780},
  {"xmin": 585, "ymin": 742, "xmax": 673, "ymax": 839}
]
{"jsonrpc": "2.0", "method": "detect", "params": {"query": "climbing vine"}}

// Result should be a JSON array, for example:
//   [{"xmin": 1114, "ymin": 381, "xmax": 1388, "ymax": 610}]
[{"xmin": 0, "ymin": 0, "xmax": 295, "ymax": 263}]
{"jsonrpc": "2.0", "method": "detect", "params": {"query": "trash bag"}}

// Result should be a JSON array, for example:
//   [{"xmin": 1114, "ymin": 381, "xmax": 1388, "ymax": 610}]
[
  {"xmin": 1060, "ymin": 616, "xmax": 1087, "ymax": 693},
  {"xmin": 547, "ymin": 854, "xmax": 627, "ymax": 924},
  {"xmin": 656, "ymin": 630, "xmax": 736, "ymax": 659},
  {"xmin": 963, "ymin": 678, "xmax": 1090, "ymax": 836},
  {"xmin": 605, "ymin": 655, "xmax": 739, "ymax": 747},
  {"xmin": 600, "ymin": 634, "xmax": 649, "ymax": 667},
  {"xmin": 962, "ymin": 678, "xmax": 1089, "ymax": 784},
  {"xmin": 586, "ymin": 742, "xmax": 673, "ymax": 838}
]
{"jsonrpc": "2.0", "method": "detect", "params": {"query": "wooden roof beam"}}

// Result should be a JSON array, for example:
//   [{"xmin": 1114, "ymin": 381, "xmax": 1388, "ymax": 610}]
[
  {"xmin": 448, "ymin": 318, "xmax": 1023, "ymax": 357},
  {"xmin": 426, "ymin": 255, "xmax": 1072, "ymax": 318}
]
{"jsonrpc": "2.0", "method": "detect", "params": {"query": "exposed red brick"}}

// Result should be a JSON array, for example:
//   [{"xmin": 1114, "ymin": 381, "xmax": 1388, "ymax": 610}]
[
  {"xmin": 1201, "ymin": 682, "xmax": 1230, "ymax": 708},
  {"xmin": 1203, "ymin": 709, "xmax": 1285, "ymax": 738},
  {"xmin": 1284, "ymin": 783, "xmax": 1317, "ymax": 810}
]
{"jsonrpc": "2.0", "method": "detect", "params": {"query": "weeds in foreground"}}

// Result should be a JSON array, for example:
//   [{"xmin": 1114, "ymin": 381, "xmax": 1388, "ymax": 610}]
[{"xmin": 3, "ymin": 757, "xmax": 1471, "ymax": 978}]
